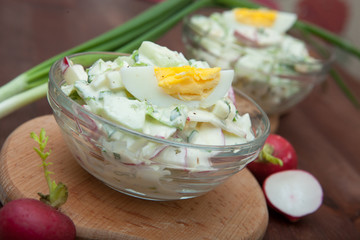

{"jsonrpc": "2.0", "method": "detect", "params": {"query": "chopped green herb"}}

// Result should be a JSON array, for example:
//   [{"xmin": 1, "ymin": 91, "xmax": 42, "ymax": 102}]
[{"xmin": 170, "ymin": 107, "xmax": 181, "ymax": 121}]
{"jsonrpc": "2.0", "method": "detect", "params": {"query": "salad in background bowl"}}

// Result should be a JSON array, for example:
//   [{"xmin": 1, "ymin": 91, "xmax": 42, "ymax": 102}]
[
  {"xmin": 48, "ymin": 41, "xmax": 270, "ymax": 201},
  {"xmin": 182, "ymin": 8, "xmax": 334, "ymax": 115}
]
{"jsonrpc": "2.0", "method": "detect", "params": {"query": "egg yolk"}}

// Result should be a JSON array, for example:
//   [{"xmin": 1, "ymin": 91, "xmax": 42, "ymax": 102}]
[
  {"xmin": 233, "ymin": 8, "xmax": 277, "ymax": 28},
  {"xmin": 154, "ymin": 66, "xmax": 221, "ymax": 101}
]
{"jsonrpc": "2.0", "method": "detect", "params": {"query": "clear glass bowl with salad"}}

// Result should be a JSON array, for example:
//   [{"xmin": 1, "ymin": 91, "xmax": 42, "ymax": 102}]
[
  {"xmin": 182, "ymin": 8, "xmax": 334, "ymax": 115},
  {"xmin": 48, "ymin": 42, "xmax": 270, "ymax": 201}
]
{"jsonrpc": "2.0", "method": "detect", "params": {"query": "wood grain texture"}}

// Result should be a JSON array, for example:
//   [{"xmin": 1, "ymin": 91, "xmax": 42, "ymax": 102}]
[{"xmin": 0, "ymin": 115, "xmax": 268, "ymax": 240}]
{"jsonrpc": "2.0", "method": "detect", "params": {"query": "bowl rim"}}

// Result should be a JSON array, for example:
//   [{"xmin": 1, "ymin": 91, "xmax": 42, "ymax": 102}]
[{"xmin": 48, "ymin": 51, "xmax": 271, "ymax": 151}]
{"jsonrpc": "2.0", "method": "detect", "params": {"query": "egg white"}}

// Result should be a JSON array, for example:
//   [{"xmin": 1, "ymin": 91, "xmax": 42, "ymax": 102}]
[
  {"xmin": 223, "ymin": 9, "xmax": 297, "ymax": 34},
  {"xmin": 121, "ymin": 66, "xmax": 234, "ymax": 108},
  {"xmin": 271, "ymin": 11, "xmax": 297, "ymax": 33}
]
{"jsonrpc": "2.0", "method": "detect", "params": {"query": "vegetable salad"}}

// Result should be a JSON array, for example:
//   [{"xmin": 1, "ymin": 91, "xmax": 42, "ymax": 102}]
[{"xmin": 59, "ymin": 41, "xmax": 255, "ymax": 199}]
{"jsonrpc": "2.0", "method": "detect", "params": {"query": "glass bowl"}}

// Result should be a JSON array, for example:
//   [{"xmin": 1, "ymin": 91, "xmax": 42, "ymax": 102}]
[
  {"xmin": 47, "ymin": 52, "xmax": 270, "ymax": 201},
  {"xmin": 182, "ymin": 14, "xmax": 334, "ymax": 115}
]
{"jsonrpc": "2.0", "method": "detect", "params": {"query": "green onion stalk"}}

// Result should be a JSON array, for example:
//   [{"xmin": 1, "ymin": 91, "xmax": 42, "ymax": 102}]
[
  {"xmin": 1, "ymin": 0, "xmax": 360, "ymax": 119},
  {"xmin": 0, "ymin": 0, "xmax": 192, "ymax": 101},
  {"xmin": 0, "ymin": 0, "xmax": 214, "ymax": 119}
]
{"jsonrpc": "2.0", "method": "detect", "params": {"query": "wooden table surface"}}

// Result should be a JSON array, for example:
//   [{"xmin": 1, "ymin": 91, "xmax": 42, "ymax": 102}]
[{"xmin": 1, "ymin": 0, "xmax": 360, "ymax": 239}]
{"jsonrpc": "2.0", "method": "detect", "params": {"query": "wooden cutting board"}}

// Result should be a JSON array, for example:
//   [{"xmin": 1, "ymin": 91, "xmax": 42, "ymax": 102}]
[{"xmin": 0, "ymin": 115, "xmax": 268, "ymax": 240}]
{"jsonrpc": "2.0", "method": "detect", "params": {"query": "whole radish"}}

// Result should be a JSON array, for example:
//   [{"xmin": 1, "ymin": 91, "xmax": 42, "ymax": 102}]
[
  {"xmin": 0, "ymin": 128, "xmax": 76, "ymax": 240},
  {"xmin": 247, "ymin": 134, "xmax": 297, "ymax": 184},
  {"xmin": 0, "ymin": 198, "xmax": 76, "ymax": 240}
]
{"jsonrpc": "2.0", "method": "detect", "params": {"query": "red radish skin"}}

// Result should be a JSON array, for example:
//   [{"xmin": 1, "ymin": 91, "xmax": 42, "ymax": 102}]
[
  {"xmin": 60, "ymin": 57, "xmax": 70, "ymax": 74},
  {"xmin": 234, "ymin": 30, "xmax": 262, "ymax": 47},
  {"xmin": 263, "ymin": 170, "xmax": 323, "ymax": 222},
  {"xmin": 227, "ymin": 86, "xmax": 236, "ymax": 104},
  {"xmin": 0, "ymin": 198, "xmax": 76, "ymax": 240},
  {"xmin": 247, "ymin": 134, "xmax": 297, "ymax": 184}
]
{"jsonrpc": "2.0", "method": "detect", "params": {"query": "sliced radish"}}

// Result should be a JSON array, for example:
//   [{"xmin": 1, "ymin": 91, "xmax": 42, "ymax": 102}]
[
  {"xmin": 60, "ymin": 56, "xmax": 71, "ymax": 74},
  {"xmin": 190, "ymin": 122, "xmax": 225, "ymax": 146},
  {"xmin": 226, "ymin": 86, "xmax": 236, "ymax": 105},
  {"xmin": 263, "ymin": 170, "xmax": 323, "ymax": 222},
  {"xmin": 152, "ymin": 146, "xmax": 187, "ymax": 169},
  {"xmin": 62, "ymin": 58, "xmax": 88, "ymax": 85}
]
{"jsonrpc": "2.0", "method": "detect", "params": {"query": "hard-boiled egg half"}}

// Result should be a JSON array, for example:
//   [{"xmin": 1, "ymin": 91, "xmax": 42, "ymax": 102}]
[
  {"xmin": 226, "ymin": 8, "xmax": 297, "ymax": 33},
  {"xmin": 223, "ymin": 8, "xmax": 297, "ymax": 47},
  {"xmin": 121, "ymin": 66, "xmax": 234, "ymax": 108}
]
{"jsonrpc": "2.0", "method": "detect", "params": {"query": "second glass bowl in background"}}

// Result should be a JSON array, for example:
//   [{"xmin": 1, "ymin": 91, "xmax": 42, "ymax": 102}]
[{"xmin": 182, "ymin": 14, "xmax": 334, "ymax": 115}]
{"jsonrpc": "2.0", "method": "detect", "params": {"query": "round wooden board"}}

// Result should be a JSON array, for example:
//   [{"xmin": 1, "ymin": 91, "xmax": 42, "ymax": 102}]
[
  {"xmin": 268, "ymin": 114, "xmax": 279, "ymax": 133},
  {"xmin": 0, "ymin": 115, "xmax": 268, "ymax": 240}
]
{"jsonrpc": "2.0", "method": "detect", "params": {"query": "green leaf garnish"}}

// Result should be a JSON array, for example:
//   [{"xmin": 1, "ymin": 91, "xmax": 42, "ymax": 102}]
[{"xmin": 31, "ymin": 128, "xmax": 68, "ymax": 209}]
